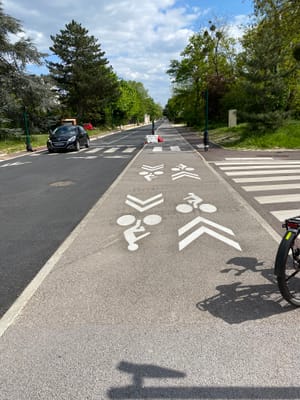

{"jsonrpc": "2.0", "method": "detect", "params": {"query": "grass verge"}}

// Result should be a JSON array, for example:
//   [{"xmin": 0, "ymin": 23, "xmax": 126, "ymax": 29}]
[
  {"xmin": 208, "ymin": 120, "xmax": 300, "ymax": 150},
  {"xmin": 0, "ymin": 126, "xmax": 119, "ymax": 155}
]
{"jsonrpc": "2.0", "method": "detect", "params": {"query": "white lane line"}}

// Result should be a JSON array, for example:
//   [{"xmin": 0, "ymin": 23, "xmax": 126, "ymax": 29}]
[
  {"xmin": 242, "ymin": 183, "xmax": 300, "ymax": 192},
  {"xmin": 271, "ymin": 209, "xmax": 300, "ymax": 222},
  {"xmin": 123, "ymin": 147, "xmax": 136, "ymax": 153},
  {"xmin": 153, "ymin": 147, "xmax": 162, "ymax": 152},
  {"xmin": 170, "ymin": 146, "xmax": 181, "ymax": 151},
  {"xmin": 221, "ymin": 164, "xmax": 300, "ymax": 171},
  {"xmin": 85, "ymin": 147, "xmax": 103, "ymax": 153},
  {"xmin": 226, "ymin": 169, "xmax": 300, "ymax": 176},
  {"xmin": 255, "ymin": 193, "xmax": 300, "ymax": 204},
  {"xmin": 233, "ymin": 175, "xmax": 300, "ymax": 183},
  {"xmin": 104, "ymin": 147, "xmax": 118, "ymax": 153}
]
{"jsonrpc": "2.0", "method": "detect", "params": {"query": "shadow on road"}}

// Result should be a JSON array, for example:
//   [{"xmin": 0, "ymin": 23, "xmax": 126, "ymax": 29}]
[
  {"xmin": 196, "ymin": 257, "xmax": 292, "ymax": 324},
  {"xmin": 108, "ymin": 361, "xmax": 300, "ymax": 399}
]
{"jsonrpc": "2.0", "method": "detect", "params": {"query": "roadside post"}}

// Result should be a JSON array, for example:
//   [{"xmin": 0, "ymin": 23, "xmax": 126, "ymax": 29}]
[
  {"xmin": 23, "ymin": 107, "xmax": 33, "ymax": 152},
  {"xmin": 203, "ymin": 89, "xmax": 209, "ymax": 151}
]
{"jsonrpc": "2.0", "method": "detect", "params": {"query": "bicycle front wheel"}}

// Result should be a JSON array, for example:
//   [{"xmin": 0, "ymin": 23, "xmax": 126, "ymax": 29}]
[{"xmin": 275, "ymin": 231, "xmax": 300, "ymax": 306}]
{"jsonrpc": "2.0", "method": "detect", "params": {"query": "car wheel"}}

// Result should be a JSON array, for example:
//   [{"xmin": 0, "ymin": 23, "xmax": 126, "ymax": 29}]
[
  {"xmin": 85, "ymin": 138, "xmax": 90, "ymax": 148},
  {"xmin": 48, "ymin": 147, "xmax": 54, "ymax": 153},
  {"xmin": 75, "ymin": 140, "xmax": 80, "ymax": 151}
]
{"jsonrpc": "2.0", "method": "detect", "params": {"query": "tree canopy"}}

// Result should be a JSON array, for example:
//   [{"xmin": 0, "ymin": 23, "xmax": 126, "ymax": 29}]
[{"xmin": 166, "ymin": 0, "xmax": 300, "ymax": 132}]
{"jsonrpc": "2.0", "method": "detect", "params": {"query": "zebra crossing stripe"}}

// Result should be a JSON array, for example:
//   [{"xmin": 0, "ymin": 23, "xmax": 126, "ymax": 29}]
[
  {"xmin": 104, "ymin": 147, "xmax": 118, "ymax": 153},
  {"xmin": 153, "ymin": 147, "xmax": 163, "ymax": 152},
  {"xmin": 255, "ymin": 193, "xmax": 300, "ymax": 204},
  {"xmin": 225, "ymin": 157, "xmax": 273, "ymax": 160},
  {"xmin": 123, "ymin": 147, "xmax": 136, "ymax": 153},
  {"xmin": 233, "ymin": 175, "xmax": 300, "ymax": 183},
  {"xmin": 271, "ymin": 209, "xmax": 300, "ymax": 222},
  {"xmin": 221, "ymin": 165, "xmax": 300, "ymax": 171},
  {"xmin": 85, "ymin": 147, "xmax": 103, "ymax": 153},
  {"xmin": 242, "ymin": 183, "xmax": 300, "ymax": 192},
  {"xmin": 216, "ymin": 160, "xmax": 300, "ymax": 165},
  {"xmin": 170, "ymin": 146, "xmax": 181, "ymax": 151},
  {"xmin": 226, "ymin": 169, "xmax": 300, "ymax": 176}
]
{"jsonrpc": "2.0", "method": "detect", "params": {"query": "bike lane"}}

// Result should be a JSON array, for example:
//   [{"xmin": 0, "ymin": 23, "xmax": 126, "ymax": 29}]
[{"xmin": 1, "ymin": 123, "xmax": 300, "ymax": 399}]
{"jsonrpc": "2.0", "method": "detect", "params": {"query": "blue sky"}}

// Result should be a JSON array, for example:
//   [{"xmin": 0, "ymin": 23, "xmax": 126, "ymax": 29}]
[{"xmin": 3, "ymin": 0, "xmax": 254, "ymax": 106}]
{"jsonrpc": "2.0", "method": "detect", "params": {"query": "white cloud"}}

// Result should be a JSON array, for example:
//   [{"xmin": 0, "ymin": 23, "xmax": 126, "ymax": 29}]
[{"xmin": 2, "ymin": 0, "xmax": 251, "ymax": 105}]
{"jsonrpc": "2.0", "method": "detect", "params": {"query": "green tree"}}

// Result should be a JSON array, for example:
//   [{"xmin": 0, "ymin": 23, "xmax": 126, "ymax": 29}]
[
  {"xmin": 238, "ymin": 0, "xmax": 300, "ymax": 130},
  {"xmin": 113, "ymin": 80, "xmax": 162, "ymax": 125},
  {"xmin": 0, "ymin": 1, "xmax": 51, "ymax": 134},
  {"xmin": 167, "ymin": 21, "xmax": 237, "ymax": 126},
  {"xmin": 48, "ymin": 20, "xmax": 119, "ymax": 124}
]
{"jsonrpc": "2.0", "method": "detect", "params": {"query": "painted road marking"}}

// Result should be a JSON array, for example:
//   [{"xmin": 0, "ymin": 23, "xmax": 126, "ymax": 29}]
[
  {"xmin": 221, "ymin": 164, "xmax": 300, "ymax": 171},
  {"xmin": 141, "ymin": 164, "xmax": 164, "ymax": 172},
  {"xmin": 125, "ymin": 193, "xmax": 164, "ymax": 212},
  {"xmin": 67, "ymin": 156, "xmax": 98, "ymax": 160},
  {"xmin": 242, "ymin": 183, "xmax": 300, "ymax": 192},
  {"xmin": 216, "ymin": 160, "xmax": 300, "ymax": 165},
  {"xmin": 170, "ymin": 146, "xmax": 181, "ymax": 151},
  {"xmin": 153, "ymin": 147, "xmax": 163, "ymax": 152},
  {"xmin": 104, "ymin": 147, "xmax": 118, "ymax": 153},
  {"xmin": 271, "ymin": 209, "xmax": 300, "ymax": 222},
  {"xmin": 178, "ymin": 216, "xmax": 241, "ymax": 251},
  {"xmin": 117, "ymin": 214, "xmax": 162, "ymax": 251},
  {"xmin": 123, "ymin": 147, "xmax": 136, "ymax": 153},
  {"xmin": 233, "ymin": 175, "xmax": 300, "ymax": 183},
  {"xmin": 214, "ymin": 158, "xmax": 300, "ymax": 223},
  {"xmin": 172, "ymin": 171, "xmax": 201, "ymax": 181},
  {"xmin": 85, "ymin": 147, "xmax": 103, "ymax": 153},
  {"xmin": 171, "ymin": 164, "xmax": 201, "ymax": 181},
  {"xmin": 0, "ymin": 161, "xmax": 32, "ymax": 168},
  {"xmin": 255, "ymin": 193, "xmax": 300, "ymax": 204},
  {"xmin": 139, "ymin": 164, "xmax": 164, "ymax": 181},
  {"xmin": 225, "ymin": 157, "xmax": 273, "ymax": 160},
  {"xmin": 226, "ymin": 169, "xmax": 300, "ymax": 176}
]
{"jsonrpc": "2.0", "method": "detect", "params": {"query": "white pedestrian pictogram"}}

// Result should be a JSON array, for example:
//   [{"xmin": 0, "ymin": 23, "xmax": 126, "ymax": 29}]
[{"xmin": 176, "ymin": 193, "xmax": 241, "ymax": 251}]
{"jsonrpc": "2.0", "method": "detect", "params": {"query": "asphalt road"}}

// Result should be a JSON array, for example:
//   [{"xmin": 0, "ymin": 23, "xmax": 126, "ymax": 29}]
[
  {"xmin": 0, "ymin": 124, "xmax": 153, "ymax": 317},
  {"xmin": 2, "ymin": 121, "xmax": 300, "ymax": 399}
]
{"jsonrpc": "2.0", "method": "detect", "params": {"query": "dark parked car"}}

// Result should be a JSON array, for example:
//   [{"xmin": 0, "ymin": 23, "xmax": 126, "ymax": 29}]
[{"xmin": 47, "ymin": 125, "xmax": 90, "ymax": 153}]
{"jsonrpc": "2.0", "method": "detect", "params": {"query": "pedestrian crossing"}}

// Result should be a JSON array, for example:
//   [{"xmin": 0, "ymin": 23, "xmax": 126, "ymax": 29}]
[
  {"xmin": 212, "ymin": 157, "xmax": 300, "ymax": 222},
  {"xmin": 41, "ymin": 144, "xmax": 192, "ymax": 157}
]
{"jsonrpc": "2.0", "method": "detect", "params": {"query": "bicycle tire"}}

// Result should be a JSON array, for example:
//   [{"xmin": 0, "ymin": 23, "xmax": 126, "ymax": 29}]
[{"xmin": 275, "ymin": 231, "xmax": 300, "ymax": 306}]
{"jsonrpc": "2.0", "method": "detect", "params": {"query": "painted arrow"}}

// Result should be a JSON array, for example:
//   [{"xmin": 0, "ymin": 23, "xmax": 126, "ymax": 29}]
[
  {"xmin": 178, "ymin": 216, "xmax": 241, "ymax": 251},
  {"xmin": 125, "ymin": 193, "xmax": 164, "ymax": 212},
  {"xmin": 141, "ymin": 164, "xmax": 164, "ymax": 172},
  {"xmin": 172, "ymin": 171, "xmax": 201, "ymax": 181}
]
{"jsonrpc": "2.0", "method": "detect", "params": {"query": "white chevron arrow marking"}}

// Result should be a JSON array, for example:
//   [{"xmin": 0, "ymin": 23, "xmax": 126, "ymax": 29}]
[
  {"xmin": 141, "ymin": 164, "xmax": 164, "ymax": 172},
  {"xmin": 172, "ymin": 171, "xmax": 201, "ymax": 181},
  {"xmin": 125, "ymin": 193, "xmax": 164, "ymax": 212},
  {"xmin": 178, "ymin": 216, "xmax": 241, "ymax": 251}
]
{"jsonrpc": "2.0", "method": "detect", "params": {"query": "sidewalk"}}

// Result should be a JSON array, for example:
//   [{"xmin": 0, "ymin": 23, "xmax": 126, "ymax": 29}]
[{"xmin": 1, "ymin": 123, "xmax": 299, "ymax": 399}]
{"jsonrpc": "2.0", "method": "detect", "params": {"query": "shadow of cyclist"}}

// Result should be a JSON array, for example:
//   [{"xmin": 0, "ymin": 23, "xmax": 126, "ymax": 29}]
[{"xmin": 196, "ymin": 256, "xmax": 291, "ymax": 324}]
